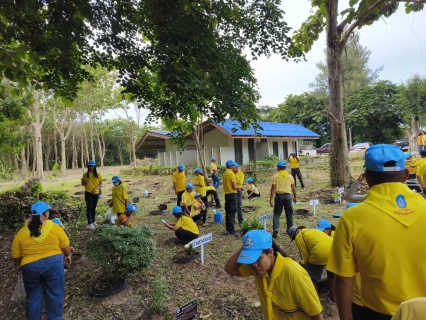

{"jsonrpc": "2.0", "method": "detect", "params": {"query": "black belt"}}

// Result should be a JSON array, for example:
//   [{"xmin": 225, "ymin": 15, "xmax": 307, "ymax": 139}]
[{"xmin": 276, "ymin": 193, "xmax": 290, "ymax": 195}]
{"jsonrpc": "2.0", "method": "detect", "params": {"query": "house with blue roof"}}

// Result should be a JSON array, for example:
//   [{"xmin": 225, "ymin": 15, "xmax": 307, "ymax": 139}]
[{"xmin": 137, "ymin": 120, "xmax": 319, "ymax": 166}]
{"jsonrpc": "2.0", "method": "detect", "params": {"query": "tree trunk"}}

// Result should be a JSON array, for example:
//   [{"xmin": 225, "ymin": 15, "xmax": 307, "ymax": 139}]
[
  {"xmin": 97, "ymin": 132, "xmax": 106, "ymax": 168},
  {"xmin": 19, "ymin": 126, "xmax": 28, "ymax": 173},
  {"xmin": 407, "ymin": 116, "xmax": 420, "ymax": 153},
  {"xmin": 72, "ymin": 131, "xmax": 78, "ymax": 169},
  {"xmin": 193, "ymin": 123, "xmax": 208, "ymax": 185},
  {"xmin": 54, "ymin": 129, "xmax": 58, "ymax": 163},
  {"xmin": 90, "ymin": 113, "xmax": 95, "ymax": 161},
  {"xmin": 326, "ymin": 0, "xmax": 350, "ymax": 187},
  {"xmin": 31, "ymin": 90, "xmax": 45, "ymax": 181},
  {"xmin": 117, "ymin": 142, "xmax": 123, "ymax": 165}
]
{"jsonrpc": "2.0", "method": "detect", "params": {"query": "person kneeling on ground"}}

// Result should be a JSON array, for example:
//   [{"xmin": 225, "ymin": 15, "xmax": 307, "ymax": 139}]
[
  {"xmin": 246, "ymin": 178, "xmax": 260, "ymax": 199},
  {"xmin": 190, "ymin": 193, "xmax": 206, "ymax": 226},
  {"xmin": 115, "ymin": 204, "xmax": 138, "ymax": 227},
  {"xmin": 287, "ymin": 225, "xmax": 333, "ymax": 297},
  {"xmin": 205, "ymin": 186, "xmax": 222, "ymax": 209},
  {"xmin": 225, "ymin": 229, "xmax": 324, "ymax": 320},
  {"xmin": 164, "ymin": 206, "xmax": 199, "ymax": 245}
]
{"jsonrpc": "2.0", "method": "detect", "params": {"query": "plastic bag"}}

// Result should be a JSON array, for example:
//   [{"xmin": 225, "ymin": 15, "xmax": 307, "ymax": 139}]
[
  {"xmin": 11, "ymin": 273, "xmax": 26, "ymax": 303},
  {"xmin": 104, "ymin": 208, "xmax": 113, "ymax": 223}
]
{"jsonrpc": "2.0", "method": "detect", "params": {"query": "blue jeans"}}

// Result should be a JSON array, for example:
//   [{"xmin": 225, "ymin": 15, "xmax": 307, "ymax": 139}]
[
  {"xmin": 273, "ymin": 194, "xmax": 293, "ymax": 232},
  {"xmin": 212, "ymin": 173, "xmax": 220, "ymax": 189},
  {"xmin": 21, "ymin": 254, "xmax": 65, "ymax": 320}
]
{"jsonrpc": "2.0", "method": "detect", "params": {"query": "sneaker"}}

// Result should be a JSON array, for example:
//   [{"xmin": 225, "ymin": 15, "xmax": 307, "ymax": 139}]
[
  {"xmin": 93, "ymin": 222, "xmax": 98, "ymax": 226},
  {"xmin": 273, "ymin": 230, "xmax": 278, "ymax": 238},
  {"xmin": 184, "ymin": 241, "xmax": 193, "ymax": 249},
  {"xmin": 302, "ymin": 187, "xmax": 306, "ymax": 190},
  {"xmin": 216, "ymin": 206, "xmax": 222, "ymax": 209},
  {"xmin": 87, "ymin": 224, "xmax": 95, "ymax": 230}
]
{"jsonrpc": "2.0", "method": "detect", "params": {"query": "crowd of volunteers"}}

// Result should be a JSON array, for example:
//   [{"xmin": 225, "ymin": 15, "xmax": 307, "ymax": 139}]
[{"xmin": 12, "ymin": 145, "xmax": 426, "ymax": 319}]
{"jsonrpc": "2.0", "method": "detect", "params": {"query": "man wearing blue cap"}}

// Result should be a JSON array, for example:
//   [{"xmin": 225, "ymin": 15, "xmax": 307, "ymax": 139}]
[
  {"xmin": 181, "ymin": 183, "xmax": 195, "ymax": 215},
  {"xmin": 110, "ymin": 175, "xmax": 128, "ymax": 218},
  {"xmin": 225, "ymin": 230, "xmax": 324, "ymax": 320},
  {"xmin": 223, "ymin": 160, "xmax": 244, "ymax": 235},
  {"xmin": 115, "ymin": 204, "xmax": 139, "ymax": 227},
  {"xmin": 327, "ymin": 144, "xmax": 426, "ymax": 320},
  {"xmin": 232, "ymin": 162, "xmax": 245, "ymax": 224},
  {"xmin": 269, "ymin": 160, "xmax": 296, "ymax": 238},
  {"xmin": 210, "ymin": 157, "xmax": 221, "ymax": 189},
  {"xmin": 173, "ymin": 165, "xmax": 186, "ymax": 206}
]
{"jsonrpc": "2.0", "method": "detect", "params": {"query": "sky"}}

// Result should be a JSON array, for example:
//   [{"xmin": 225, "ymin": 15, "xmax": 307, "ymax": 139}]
[
  {"xmin": 253, "ymin": 0, "xmax": 426, "ymax": 106},
  {"xmin": 111, "ymin": 1, "xmax": 426, "ymax": 120}
]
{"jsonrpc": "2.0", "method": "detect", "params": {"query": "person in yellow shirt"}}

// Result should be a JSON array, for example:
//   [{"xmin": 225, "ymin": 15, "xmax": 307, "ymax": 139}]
[
  {"xmin": 417, "ymin": 132, "xmax": 424, "ymax": 153},
  {"xmin": 115, "ymin": 204, "xmax": 138, "ymax": 227},
  {"xmin": 327, "ymin": 144, "xmax": 426, "ymax": 320},
  {"xmin": 269, "ymin": 160, "xmax": 296, "ymax": 238},
  {"xmin": 225, "ymin": 230, "xmax": 324, "ymax": 320},
  {"xmin": 193, "ymin": 168, "xmax": 208, "ymax": 222},
  {"xmin": 404, "ymin": 153, "xmax": 417, "ymax": 180},
  {"xmin": 416, "ymin": 162, "xmax": 426, "ymax": 194},
  {"xmin": 181, "ymin": 183, "xmax": 195, "ymax": 215},
  {"xmin": 190, "ymin": 193, "xmax": 206, "ymax": 225},
  {"xmin": 110, "ymin": 175, "xmax": 128, "ymax": 218},
  {"xmin": 246, "ymin": 177, "xmax": 260, "ymax": 199},
  {"xmin": 81, "ymin": 160, "xmax": 103, "ymax": 229},
  {"xmin": 205, "ymin": 185, "xmax": 222, "ymax": 209},
  {"xmin": 287, "ymin": 152, "xmax": 305, "ymax": 189},
  {"xmin": 232, "ymin": 162, "xmax": 245, "ymax": 224},
  {"xmin": 12, "ymin": 201, "xmax": 72, "ymax": 320},
  {"xmin": 210, "ymin": 157, "xmax": 221, "ymax": 189},
  {"xmin": 414, "ymin": 150, "xmax": 426, "ymax": 168},
  {"xmin": 392, "ymin": 297, "xmax": 426, "ymax": 320},
  {"xmin": 173, "ymin": 165, "xmax": 186, "ymax": 206},
  {"xmin": 223, "ymin": 160, "xmax": 244, "ymax": 235},
  {"xmin": 163, "ymin": 206, "xmax": 199, "ymax": 245},
  {"xmin": 287, "ymin": 226, "xmax": 333, "ymax": 293}
]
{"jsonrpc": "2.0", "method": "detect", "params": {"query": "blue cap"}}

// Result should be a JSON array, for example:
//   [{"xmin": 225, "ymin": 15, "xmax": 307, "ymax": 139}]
[
  {"xmin": 126, "ymin": 204, "xmax": 139, "ymax": 213},
  {"xmin": 177, "ymin": 165, "xmax": 185, "ymax": 171},
  {"xmin": 186, "ymin": 183, "xmax": 194, "ymax": 189},
  {"xmin": 405, "ymin": 153, "xmax": 412, "ymax": 159},
  {"xmin": 52, "ymin": 218, "xmax": 61, "ymax": 226},
  {"xmin": 195, "ymin": 193, "xmax": 201, "ymax": 197},
  {"xmin": 234, "ymin": 162, "xmax": 239, "ymax": 167},
  {"xmin": 31, "ymin": 202, "xmax": 52, "ymax": 215},
  {"xmin": 237, "ymin": 230, "xmax": 272, "ymax": 264},
  {"xmin": 211, "ymin": 157, "xmax": 216, "ymax": 161},
  {"xmin": 277, "ymin": 160, "xmax": 286, "ymax": 167},
  {"xmin": 87, "ymin": 160, "xmax": 96, "ymax": 166},
  {"xmin": 246, "ymin": 178, "xmax": 254, "ymax": 183},
  {"xmin": 194, "ymin": 168, "xmax": 202, "ymax": 174},
  {"xmin": 225, "ymin": 160, "xmax": 235, "ymax": 167},
  {"xmin": 111, "ymin": 175, "xmax": 121, "ymax": 182},
  {"xmin": 316, "ymin": 219, "xmax": 331, "ymax": 232},
  {"xmin": 170, "ymin": 206, "xmax": 183, "ymax": 214},
  {"xmin": 364, "ymin": 144, "xmax": 405, "ymax": 172}
]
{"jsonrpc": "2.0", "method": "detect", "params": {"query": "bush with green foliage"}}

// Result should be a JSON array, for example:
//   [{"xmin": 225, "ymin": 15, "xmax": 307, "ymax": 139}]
[
  {"xmin": 47, "ymin": 190, "xmax": 69, "ymax": 202},
  {"xmin": 241, "ymin": 217, "xmax": 264, "ymax": 235},
  {"xmin": 30, "ymin": 182, "xmax": 43, "ymax": 200},
  {"xmin": 264, "ymin": 154, "xmax": 280, "ymax": 162},
  {"xmin": 52, "ymin": 163, "xmax": 61, "ymax": 172},
  {"xmin": 86, "ymin": 225, "xmax": 156, "ymax": 287},
  {"xmin": 147, "ymin": 275, "xmax": 169, "ymax": 315}
]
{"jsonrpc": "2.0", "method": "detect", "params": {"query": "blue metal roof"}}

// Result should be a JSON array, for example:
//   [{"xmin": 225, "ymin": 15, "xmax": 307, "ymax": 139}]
[
  {"xmin": 217, "ymin": 120, "xmax": 319, "ymax": 138},
  {"xmin": 148, "ymin": 130, "xmax": 170, "ymax": 136}
]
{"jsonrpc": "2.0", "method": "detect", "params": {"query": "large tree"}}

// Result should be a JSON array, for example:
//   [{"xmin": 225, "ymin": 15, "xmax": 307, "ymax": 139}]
[{"xmin": 291, "ymin": 0, "xmax": 425, "ymax": 186}]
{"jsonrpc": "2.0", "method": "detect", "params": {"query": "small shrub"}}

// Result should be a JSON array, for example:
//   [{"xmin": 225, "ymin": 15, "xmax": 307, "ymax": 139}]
[
  {"xmin": 147, "ymin": 275, "xmax": 169, "ymax": 315},
  {"xmin": 47, "ymin": 190, "xmax": 69, "ymax": 202},
  {"xmin": 264, "ymin": 154, "xmax": 279, "ymax": 162},
  {"xmin": 30, "ymin": 182, "xmax": 43, "ymax": 200},
  {"xmin": 241, "ymin": 217, "xmax": 264, "ymax": 235},
  {"xmin": 86, "ymin": 225, "xmax": 156, "ymax": 287},
  {"xmin": 52, "ymin": 163, "xmax": 61, "ymax": 172}
]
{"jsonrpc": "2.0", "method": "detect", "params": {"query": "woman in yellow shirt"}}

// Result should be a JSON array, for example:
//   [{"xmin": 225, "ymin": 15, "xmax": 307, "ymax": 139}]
[
  {"xmin": 12, "ymin": 201, "xmax": 72, "ymax": 320},
  {"xmin": 115, "ymin": 204, "xmax": 138, "ymax": 227},
  {"xmin": 81, "ymin": 160, "xmax": 103, "ymax": 229},
  {"xmin": 246, "ymin": 177, "xmax": 260, "ymax": 199},
  {"xmin": 163, "ymin": 206, "xmax": 199, "ymax": 245}
]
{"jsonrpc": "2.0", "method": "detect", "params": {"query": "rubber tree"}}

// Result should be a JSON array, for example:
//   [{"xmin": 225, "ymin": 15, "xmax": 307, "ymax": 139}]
[{"xmin": 290, "ymin": 0, "xmax": 425, "ymax": 186}]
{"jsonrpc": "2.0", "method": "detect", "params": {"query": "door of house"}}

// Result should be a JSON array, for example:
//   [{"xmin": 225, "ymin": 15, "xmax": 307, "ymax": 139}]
[
  {"xmin": 282, "ymin": 142, "xmax": 288, "ymax": 159},
  {"xmin": 292, "ymin": 141, "xmax": 297, "ymax": 154},
  {"xmin": 234, "ymin": 139, "xmax": 243, "ymax": 164},
  {"xmin": 248, "ymin": 139, "xmax": 254, "ymax": 162},
  {"xmin": 273, "ymin": 142, "xmax": 278, "ymax": 156}
]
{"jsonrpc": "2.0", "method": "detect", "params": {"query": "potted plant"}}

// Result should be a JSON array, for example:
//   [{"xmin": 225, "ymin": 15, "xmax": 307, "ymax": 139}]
[
  {"xmin": 332, "ymin": 191, "xmax": 341, "ymax": 204},
  {"xmin": 241, "ymin": 218, "xmax": 264, "ymax": 235},
  {"xmin": 86, "ymin": 225, "xmax": 156, "ymax": 296}
]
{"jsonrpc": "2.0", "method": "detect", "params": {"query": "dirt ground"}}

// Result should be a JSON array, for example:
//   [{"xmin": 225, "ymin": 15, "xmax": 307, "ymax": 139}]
[{"xmin": 0, "ymin": 162, "xmax": 360, "ymax": 319}]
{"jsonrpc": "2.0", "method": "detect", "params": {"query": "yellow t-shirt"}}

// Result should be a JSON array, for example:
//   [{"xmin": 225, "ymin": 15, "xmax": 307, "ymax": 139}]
[
  {"xmin": 392, "ymin": 297, "xmax": 426, "ymax": 320},
  {"xmin": 190, "ymin": 199, "xmax": 203, "ymax": 217},
  {"xmin": 175, "ymin": 215, "xmax": 199, "ymax": 235},
  {"xmin": 406, "ymin": 159, "xmax": 417, "ymax": 174},
  {"xmin": 239, "ymin": 253, "xmax": 322, "ymax": 320},
  {"xmin": 272, "ymin": 170, "xmax": 294, "ymax": 194},
  {"xmin": 295, "ymin": 228, "xmax": 332, "ymax": 266},
  {"xmin": 235, "ymin": 170, "xmax": 244, "ymax": 187},
  {"xmin": 414, "ymin": 158, "xmax": 426, "ymax": 168},
  {"xmin": 418, "ymin": 135, "xmax": 423, "ymax": 146},
  {"xmin": 210, "ymin": 162, "xmax": 218, "ymax": 173},
  {"xmin": 112, "ymin": 183, "xmax": 128, "ymax": 213},
  {"xmin": 12, "ymin": 221, "xmax": 69, "ymax": 266},
  {"xmin": 182, "ymin": 190, "xmax": 195, "ymax": 207},
  {"xmin": 173, "ymin": 170, "xmax": 186, "ymax": 192},
  {"xmin": 223, "ymin": 168, "xmax": 237, "ymax": 194},
  {"xmin": 248, "ymin": 184, "xmax": 260, "ymax": 195},
  {"xmin": 416, "ymin": 163, "xmax": 426, "ymax": 183},
  {"xmin": 327, "ymin": 182, "xmax": 426, "ymax": 315},
  {"xmin": 115, "ymin": 213, "xmax": 133, "ymax": 227},
  {"xmin": 194, "ymin": 175, "xmax": 206, "ymax": 197},
  {"xmin": 82, "ymin": 172, "xmax": 103, "ymax": 195},
  {"xmin": 205, "ymin": 186, "xmax": 216, "ymax": 192},
  {"xmin": 287, "ymin": 157, "xmax": 300, "ymax": 169}
]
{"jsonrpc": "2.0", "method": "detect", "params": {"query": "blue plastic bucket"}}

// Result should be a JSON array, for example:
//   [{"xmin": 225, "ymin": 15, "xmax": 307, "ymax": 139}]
[{"xmin": 214, "ymin": 211, "xmax": 223, "ymax": 223}]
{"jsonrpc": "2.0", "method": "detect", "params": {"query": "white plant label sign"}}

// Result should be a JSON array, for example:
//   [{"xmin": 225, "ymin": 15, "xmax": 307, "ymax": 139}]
[
  {"xmin": 258, "ymin": 213, "xmax": 272, "ymax": 229},
  {"xmin": 310, "ymin": 199, "xmax": 319, "ymax": 217},
  {"xmin": 191, "ymin": 233, "xmax": 212, "ymax": 265}
]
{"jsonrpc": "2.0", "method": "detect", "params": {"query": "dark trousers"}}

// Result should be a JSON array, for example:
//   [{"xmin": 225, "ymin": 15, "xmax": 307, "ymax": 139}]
[
  {"xmin": 212, "ymin": 173, "xmax": 220, "ymax": 189},
  {"xmin": 225, "ymin": 193, "xmax": 237, "ymax": 233},
  {"xmin": 247, "ymin": 190, "xmax": 260, "ymax": 199},
  {"xmin": 85, "ymin": 191, "xmax": 99, "ymax": 225},
  {"xmin": 175, "ymin": 228, "xmax": 198, "ymax": 245},
  {"xmin": 291, "ymin": 168, "xmax": 305, "ymax": 188},
  {"xmin": 273, "ymin": 193, "xmax": 293, "ymax": 232},
  {"xmin": 176, "ymin": 190, "xmax": 184, "ymax": 206},
  {"xmin": 206, "ymin": 190, "xmax": 222, "ymax": 208},
  {"xmin": 236, "ymin": 191, "xmax": 243, "ymax": 223},
  {"xmin": 362, "ymin": 307, "xmax": 391, "ymax": 320},
  {"xmin": 352, "ymin": 303, "xmax": 366, "ymax": 320},
  {"xmin": 201, "ymin": 196, "xmax": 208, "ymax": 223}
]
